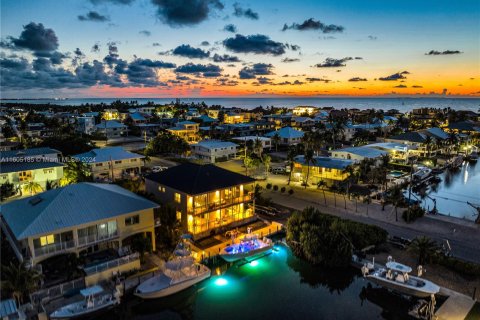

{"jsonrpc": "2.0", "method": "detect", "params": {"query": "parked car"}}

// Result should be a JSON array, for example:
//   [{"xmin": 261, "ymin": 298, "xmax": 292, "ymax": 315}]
[
  {"xmin": 270, "ymin": 167, "xmax": 286, "ymax": 175},
  {"xmin": 152, "ymin": 166, "xmax": 168, "ymax": 173}
]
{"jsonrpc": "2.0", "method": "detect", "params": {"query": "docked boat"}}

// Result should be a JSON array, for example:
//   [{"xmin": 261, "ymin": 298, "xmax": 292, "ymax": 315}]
[
  {"xmin": 135, "ymin": 236, "xmax": 211, "ymax": 299},
  {"xmin": 412, "ymin": 167, "xmax": 432, "ymax": 181},
  {"xmin": 467, "ymin": 151, "xmax": 478, "ymax": 162},
  {"xmin": 362, "ymin": 258, "xmax": 440, "ymax": 298},
  {"xmin": 220, "ymin": 234, "xmax": 273, "ymax": 262},
  {"xmin": 50, "ymin": 285, "xmax": 120, "ymax": 319}
]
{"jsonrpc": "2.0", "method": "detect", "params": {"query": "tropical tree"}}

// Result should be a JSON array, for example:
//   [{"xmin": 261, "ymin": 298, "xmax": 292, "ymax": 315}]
[
  {"xmin": 24, "ymin": 181, "xmax": 43, "ymax": 196},
  {"xmin": 1, "ymin": 261, "xmax": 42, "ymax": 305},
  {"xmin": 408, "ymin": 236, "xmax": 438, "ymax": 265},
  {"xmin": 379, "ymin": 154, "xmax": 390, "ymax": 192},
  {"xmin": 387, "ymin": 185, "xmax": 404, "ymax": 222},
  {"xmin": 351, "ymin": 192, "xmax": 359, "ymax": 212},
  {"xmin": 262, "ymin": 154, "xmax": 271, "ymax": 178},
  {"xmin": 424, "ymin": 135, "xmax": 433, "ymax": 158},
  {"xmin": 132, "ymin": 234, "xmax": 153, "ymax": 264},
  {"xmin": 0, "ymin": 182, "xmax": 17, "ymax": 201},
  {"xmin": 363, "ymin": 195, "xmax": 371, "ymax": 216},
  {"xmin": 287, "ymin": 146, "xmax": 297, "ymax": 185},
  {"xmin": 45, "ymin": 180, "xmax": 58, "ymax": 190},
  {"xmin": 330, "ymin": 184, "xmax": 338, "ymax": 208},
  {"xmin": 253, "ymin": 137, "xmax": 263, "ymax": 158},
  {"xmin": 61, "ymin": 160, "xmax": 92, "ymax": 185},
  {"xmin": 271, "ymin": 133, "xmax": 280, "ymax": 152},
  {"xmin": 317, "ymin": 180, "xmax": 327, "ymax": 205},
  {"xmin": 303, "ymin": 149, "xmax": 315, "ymax": 189},
  {"xmin": 244, "ymin": 155, "xmax": 255, "ymax": 176}
]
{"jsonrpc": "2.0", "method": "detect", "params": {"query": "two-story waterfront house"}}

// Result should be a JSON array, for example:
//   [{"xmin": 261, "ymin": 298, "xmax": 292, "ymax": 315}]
[
  {"xmin": 145, "ymin": 163, "xmax": 256, "ymax": 239},
  {"xmin": 292, "ymin": 155, "xmax": 354, "ymax": 186},
  {"xmin": 167, "ymin": 121, "xmax": 200, "ymax": 143},
  {"xmin": 0, "ymin": 183, "xmax": 159, "ymax": 266}
]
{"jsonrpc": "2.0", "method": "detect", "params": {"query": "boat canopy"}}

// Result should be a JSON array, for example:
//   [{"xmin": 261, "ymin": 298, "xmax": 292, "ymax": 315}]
[
  {"xmin": 165, "ymin": 256, "xmax": 194, "ymax": 270},
  {"xmin": 80, "ymin": 285, "xmax": 103, "ymax": 297},
  {"xmin": 386, "ymin": 262, "xmax": 412, "ymax": 273}
]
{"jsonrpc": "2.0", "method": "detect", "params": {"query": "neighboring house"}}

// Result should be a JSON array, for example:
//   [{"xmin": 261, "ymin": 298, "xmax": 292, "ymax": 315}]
[
  {"xmin": 292, "ymin": 106, "xmax": 317, "ymax": 116},
  {"xmin": 291, "ymin": 117, "xmax": 316, "ymax": 130},
  {"xmin": 265, "ymin": 126, "xmax": 304, "ymax": 145},
  {"xmin": 386, "ymin": 127, "xmax": 448, "ymax": 157},
  {"xmin": 232, "ymin": 136, "xmax": 272, "ymax": 150},
  {"xmin": 73, "ymin": 147, "xmax": 144, "ymax": 181},
  {"xmin": 330, "ymin": 146, "xmax": 388, "ymax": 164},
  {"xmin": 191, "ymin": 140, "xmax": 238, "ymax": 163},
  {"xmin": 102, "ymin": 109, "xmax": 120, "ymax": 120},
  {"xmin": 145, "ymin": 163, "xmax": 256, "ymax": 239},
  {"xmin": 129, "ymin": 112, "xmax": 148, "ymax": 124},
  {"xmin": 95, "ymin": 120, "xmax": 127, "ymax": 139},
  {"xmin": 137, "ymin": 106, "xmax": 156, "ymax": 114},
  {"xmin": 0, "ymin": 148, "xmax": 64, "ymax": 196},
  {"xmin": 446, "ymin": 121, "xmax": 480, "ymax": 135},
  {"xmin": 0, "ymin": 183, "xmax": 159, "ymax": 266},
  {"xmin": 366, "ymin": 142, "xmax": 413, "ymax": 163},
  {"xmin": 25, "ymin": 123, "xmax": 46, "ymax": 138},
  {"xmin": 135, "ymin": 123, "xmax": 162, "ymax": 137},
  {"xmin": 167, "ymin": 121, "xmax": 200, "ymax": 143},
  {"xmin": 76, "ymin": 116, "xmax": 96, "ymax": 135},
  {"xmin": 293, "ymin": 155, "xmax": 354, "ymax": 185}
]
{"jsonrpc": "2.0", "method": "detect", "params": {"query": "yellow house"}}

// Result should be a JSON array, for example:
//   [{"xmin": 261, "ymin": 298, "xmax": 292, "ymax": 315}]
[
  {"xmin": 146, "ymin": 163, "xmax": 256, "ymax": 239},
  {"xmin": 292, "ymin": 155, "xmax": 354, "ymax": 185},
  {"xmin": 102, "ymin": 108, "xmax": 120, "ymax": 120},
  {"xmin": 167, "ymin": 121, "xmax": 200, "ymax": 143},
  {"xmin": 0, "ymin": 183, "xmax": 159, "ymax": 266}
]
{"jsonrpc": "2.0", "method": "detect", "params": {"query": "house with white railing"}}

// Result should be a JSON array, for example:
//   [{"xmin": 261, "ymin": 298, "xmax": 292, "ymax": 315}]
[{"xmin": 0, "ymin": 183, "xmax": 159, "ymax": 266}]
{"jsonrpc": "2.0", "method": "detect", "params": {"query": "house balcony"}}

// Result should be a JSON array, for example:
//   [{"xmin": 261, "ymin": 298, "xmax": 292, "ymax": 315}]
[
  {"xmin": 33, "ymin": 240, "xmax": 76, "ymax": 258},
  {"xmin": 77, "ymin": 231, "xmax": 119, "ymax": 248},
  {"xmin": 188, "ymin": 194, "xmax": 253, "ymax": 215}
]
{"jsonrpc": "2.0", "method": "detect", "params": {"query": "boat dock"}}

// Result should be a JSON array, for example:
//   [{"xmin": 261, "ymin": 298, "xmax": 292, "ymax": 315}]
[{"xmin": 435, "ymin": 287, "xmax": 476, "ymax": 320}]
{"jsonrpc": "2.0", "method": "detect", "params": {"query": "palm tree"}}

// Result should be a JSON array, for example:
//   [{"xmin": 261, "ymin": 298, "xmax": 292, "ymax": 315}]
[
  {"xmin": 24, "ymin": 181, "xmax": 42, "ymax": 196},
  {"xmin": 351, "ymin": 192, "xmax": 359, "ymax": 212},
  {"xmin": 387, "ymin": 185, "xmax": 403, "ymax": 222},
  {"xmin": 1, "ymin": 261, "xmax": 42, "ymax": 305},
  {"xmin": 408, "ymin": 236, "xmax": 438, "ymax": 265},
  {"xmin": 61, "ymin": 160, "xmax": 92, "ymax": 185},
  {"xmin": 287, "ymin": 146, "xmax": 297, "ymax": 185},
  {"xmin": 424, "ymin": 135, "xmax": 433, "ymax": 158},
  {"xmin": 317, "ymin": 180, "xmax": 327, "ymax": 205},
  {"xmin": 262, "ymin": 154, "xmax": 271, "ymax": 178},
  {"xmin": 303, "ymin": 149, "xmax": 315, "ymax": 189},
  {"xmin": 330, "ymin": 184, "xmax": 338, "ymax": 207},
  {"xmin": 244, "ymin": 155, "xmax": 254, "ymax": 176},
  {"xmin": 45, "ymin": 180, "xmax": 58, "ymax": 190},
  {"xmin": 253, "ymin": 137, "xmax": 263, "ymax": 158},
  {"xmin": 338, "ymin": 184, "xmax": 348, "ymax": 210},
  {"xmin": 271, "ymin": 133, "xmax": 280, "ymax": 152},
  {"xmin": 380, "ymin": 154, "xmax": 390, "ymax": 193},
  {"xmin": 363, "ymin": 195, "xmax": 371, "ymax": 216}
]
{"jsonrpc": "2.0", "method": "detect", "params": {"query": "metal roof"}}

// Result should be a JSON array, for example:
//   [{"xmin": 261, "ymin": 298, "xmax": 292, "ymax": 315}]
[
  {"xmin": 1, "ymin": 147, "xmax": 60, "ymax": 159},
  {"xmin": 0, "ymin": 299, "xmax": 18, "ymax": 318},
  {"xmin": 95, "ymin": 120, "xmax": 126, "ymax": 129},
  {"xmin": 331, "ymin": 147, "xmax": 388, "ymax": 159},
  {"xmin": 73, "ymin": 147, "xmax": 144, "ymax": 163},
  {"xmin": 0, "ymin": 161, "xmax": 64, "ymax": 174},
  {"xmin": 265, "ymin": 127, "xmax": 304, "ymax": 139},
  {"xmin": 192, "ymin": 140, "xmax": 238, "ymax": 149},
  {"xmin": 294, "ymin": 155, "xmax": 353, "ymax": 170},
  {"xmin": 1, "ymin": 183, "xmax": 159, "ymax": 240}
]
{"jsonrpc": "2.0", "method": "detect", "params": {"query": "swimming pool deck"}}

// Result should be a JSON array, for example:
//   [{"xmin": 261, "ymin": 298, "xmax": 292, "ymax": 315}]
[
  {"xmin": 436, "ymin": 287, "xmax": 476, "ymax": 320},
  {"xmin": 190, "ymin": 221, "xmax": 283, "ymax": 262}
]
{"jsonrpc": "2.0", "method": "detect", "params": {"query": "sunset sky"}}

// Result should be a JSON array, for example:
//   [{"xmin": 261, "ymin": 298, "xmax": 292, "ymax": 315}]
[{"xmin": 1, "ymin": 0, "xmax": 479, "ymax": 98}]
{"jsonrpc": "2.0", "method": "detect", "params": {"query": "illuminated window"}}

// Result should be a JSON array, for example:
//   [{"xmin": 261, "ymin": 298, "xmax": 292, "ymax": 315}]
[
  {"xmin": 174, "ymin": 193, "xmax": 181, "ymax": 203},
  {"xmin": 176, "ymin": 211, "xmax": 182, "ymax": 220},
  {"xmin": 158, "ymin": 186, "xmax": 165, "ymax": 192},
  {"xmin": 40, "ymin": 234, "xmax": 55, "ymax": 246}
]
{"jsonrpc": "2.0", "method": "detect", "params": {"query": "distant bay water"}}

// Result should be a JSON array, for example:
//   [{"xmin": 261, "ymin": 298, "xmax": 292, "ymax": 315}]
[{"xmin": 1, "ymin": 97, "xmax": 479, "ymax": 113}]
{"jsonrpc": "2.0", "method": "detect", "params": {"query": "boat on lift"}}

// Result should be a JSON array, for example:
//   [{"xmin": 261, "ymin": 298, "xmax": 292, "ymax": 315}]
[
  {"xmin": 362, "ymin": 257, "xmax": 440, "ymax": 298},
  {"xmin": 412, "ymin": 167, "xmax": 432, "ymax": 181},
  {"xmin": 50, "ymin": 285, "xmax": 120, "ymax": 319},
  {"xmin": 135, "ymin": 235, "xmax": 211, "ymax": 299},
  {"xmin": 220, "ymin": 232, "xmax": 273, "ymax": 262}
]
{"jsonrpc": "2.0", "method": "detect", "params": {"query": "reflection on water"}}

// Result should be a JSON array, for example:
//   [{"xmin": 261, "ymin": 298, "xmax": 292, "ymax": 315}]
[
  {"xmin": 423, "ymin": 162, "xmax": 480, "ymax": 220},
  {"xmin": 101, "ymin": 244, "xmax": 419, "ymax": 320}
]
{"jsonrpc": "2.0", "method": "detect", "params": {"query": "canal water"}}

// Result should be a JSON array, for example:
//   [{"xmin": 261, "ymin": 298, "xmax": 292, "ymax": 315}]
[
  {"xmin": 422, "ymin": 161, "xmax": 480, "ymax": 221},
  {"xmin": 103, "ymin": 244, "xmax": 421, "ymax": 320}
]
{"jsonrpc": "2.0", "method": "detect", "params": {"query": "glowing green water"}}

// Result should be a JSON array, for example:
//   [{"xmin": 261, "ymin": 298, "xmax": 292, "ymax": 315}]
[{"xmin": 105, "ymin": 244, "xmax": 418, "ymax": 320}]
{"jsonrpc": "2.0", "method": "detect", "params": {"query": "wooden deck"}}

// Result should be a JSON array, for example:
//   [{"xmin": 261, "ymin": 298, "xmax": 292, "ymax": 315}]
[{"xmin": 436, "ymin": 287, "xmax": 476, "ymax": 320}]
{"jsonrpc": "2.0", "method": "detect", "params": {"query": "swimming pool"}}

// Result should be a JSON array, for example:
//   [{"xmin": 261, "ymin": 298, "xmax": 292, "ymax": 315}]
[{"xmin": 388, "ymin": 170, "xmax": 405, "ymax": 178}]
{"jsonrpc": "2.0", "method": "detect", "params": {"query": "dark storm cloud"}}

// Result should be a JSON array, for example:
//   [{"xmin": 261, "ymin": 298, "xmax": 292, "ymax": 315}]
[
  {"xmin": 223, "ymin": 24, "xmax": 237, "ymax": 33},
  {"xmin": 233, "ymin": 3, "xmax": 259, "ymax": 20},
  {"xmin": 90, "ymin": 0, "xmax": 135, "ymax": 4},
  {"xmin": 5, "ymin": 22, "xmax": 59, "ymax": 56},
  {"xmin": 379, "ymin": 71, "xmax": 409, "ymax": 81},
  {"xmin": 78, "ymin": 11, "xmax": 110, "ymax": 22},
  {"xmin": 49, "ymin": 51, "xmax": 67, "ymax": 65},
  {"xmin": 114, "ymin": 58, "xmax": 173, "ymax": 86},
  {"xmin": 175, "ymin": 62, "xmax": 222, "ymax": 77},
  {"xmin": 238, "ymin": 63, "xmax": 274, "ymax": 79},
  {"xmin": 212, "ymin": 53, "xmax": 240, "ymax": 62},
  {"xmin": 314, "ymin": 57, "xmax": 353, "ymax": 68},
  {"xmin": 282, "ymin": 18, "xmax": 344, "ymax": 33},
  {"xmin": 151, "ymin": 0, "xmax": 224, "ymax": 27},
  {"xmin": 172, "ymin": 44, "xmax": 210, "ymax": 58},
  {"xmin": 348, "ymin": 77, "xmax": 367, "ymax": 82},
  {"xmin": 223, "ymin": 34, "xmax": 286, "ymax": 56},
  {"xmin": 281, "ymin": 58, "xmax": 299, "ymax": 63},
  {"xmin": 0, "ymin": 57, "xmax": 29, "ymax": 71},
  {"xmin": 139, "ymin": 30, "xmax": 152, "ymax": 36},
  {"xmin": 425, "ymin": 50, "xmax": 462, "ymax": 55}
]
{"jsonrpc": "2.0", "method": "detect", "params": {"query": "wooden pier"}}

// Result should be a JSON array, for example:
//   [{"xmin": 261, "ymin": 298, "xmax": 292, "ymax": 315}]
[{"xmin": 435, "ymin": 287, "xmax": 476, "ymax": 320}]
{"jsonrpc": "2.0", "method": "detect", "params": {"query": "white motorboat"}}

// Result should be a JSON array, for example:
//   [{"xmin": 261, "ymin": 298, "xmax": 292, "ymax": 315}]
[
  {"xmin": 135, "ymin": 235, "xmax": 211, "ymax": 299},
  {"xmin": 412, "ymin": 167, "xmax": 432, "ymax": 181},
  {"xmin": 135, "ymin": 256, "xmax": 211, "ymax": 299},
  {"xmin": 220, "ymin": 234, "xmax": 273, "ymax": 262},
  {"xmin": 50, "ymin": 285, "xmax": 120, "ymax": 319},
  {"xmin": 363, "ymin": 258, "xmax": 440, "ymax": 298}
]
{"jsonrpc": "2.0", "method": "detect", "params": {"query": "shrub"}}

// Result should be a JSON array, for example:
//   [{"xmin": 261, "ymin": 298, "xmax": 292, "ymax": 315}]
[
  {"xmin": 273, "ymin": 185, "xmax": 279, "ymax": 191},
  {"xmin": 402, "ymin": 205, "xmax": 425, "ymax": 223},
  {"xmin": 281, "ymin": 187, "xmax": 286, "ymax": 193},
  {"xmin": 434, "ymin": 255, "xmax": 480, "ymax": 277},
  {"xmin": 288, "ymin": 189, "xmax": 294, "ymax": 195},
  {"xmin": 266, "ymin": 183, "xmax": 272, "ymax": 189}
]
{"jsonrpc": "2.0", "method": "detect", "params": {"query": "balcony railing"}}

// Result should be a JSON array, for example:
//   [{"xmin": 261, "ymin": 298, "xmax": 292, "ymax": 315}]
[
  {"xmin": 188, "ymin": 194, "xmax": 253, "ymax": 215},
  {"xmin": 33, "ymin": 240, "xmax": 76, "ymax": 258},
  {"xmin": 83, "ymin": 252, "xmax": 140, "ymax": 275},
  {"xmin": 77, "ymin": 231, "xmax": 118, "ymax": 247}
]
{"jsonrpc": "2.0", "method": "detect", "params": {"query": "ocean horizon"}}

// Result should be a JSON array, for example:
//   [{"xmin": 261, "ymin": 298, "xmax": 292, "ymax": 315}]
[{"xmin": 1, "ymin": 97, "xmax": 479, "ymax": 113}]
